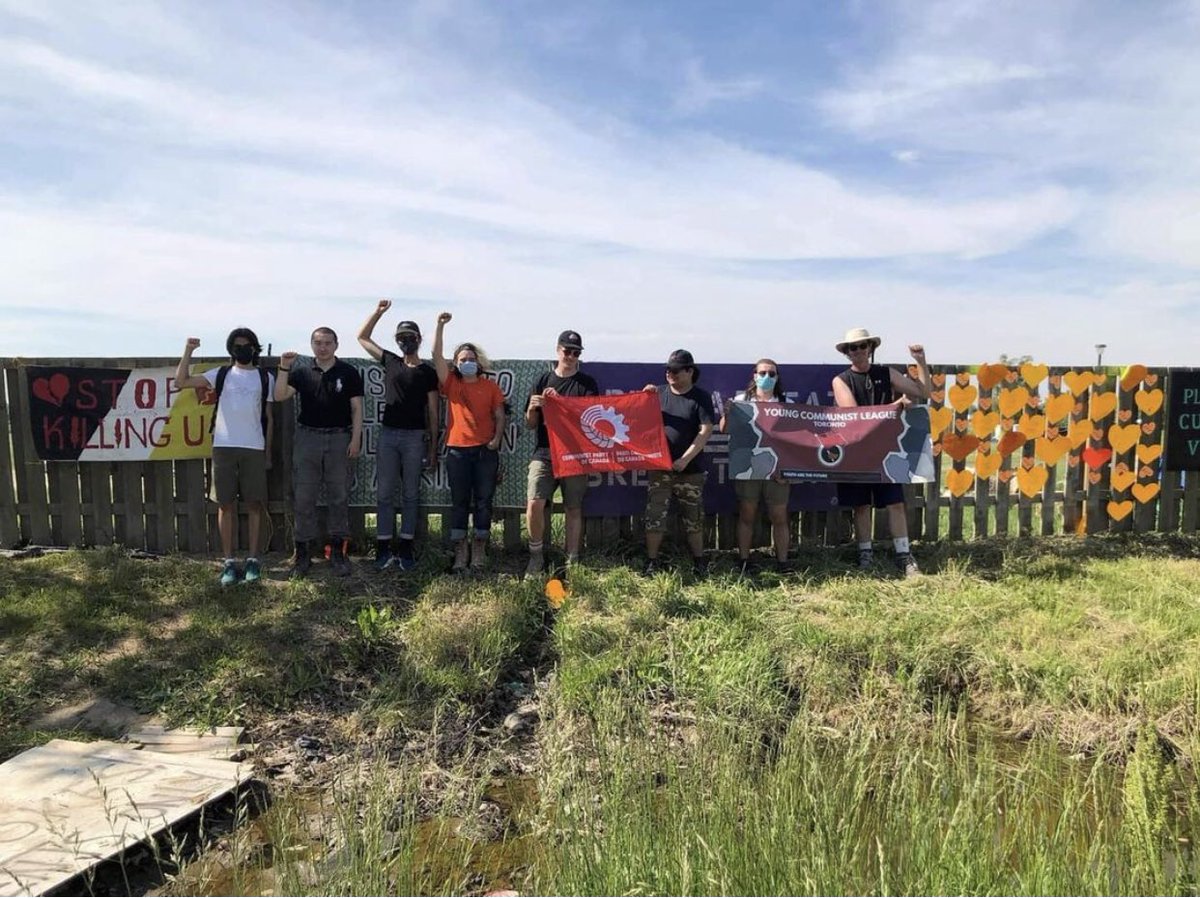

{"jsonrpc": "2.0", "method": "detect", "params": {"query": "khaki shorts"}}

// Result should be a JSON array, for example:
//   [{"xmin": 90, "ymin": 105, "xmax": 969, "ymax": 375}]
[
  {"xmin": 211, "ymin": 447, "xmax": 268, "ymax": 504},
  {"xmin": 733, "ymin": 478, "xmax": 791, "ymax": 507},
  {"xmin": 526, "ymin": 458, "xmax": 589, "ymax": 509},
  {"xmin": 645, "ymin": 470, "xmax": 706, "ymax": 534}
]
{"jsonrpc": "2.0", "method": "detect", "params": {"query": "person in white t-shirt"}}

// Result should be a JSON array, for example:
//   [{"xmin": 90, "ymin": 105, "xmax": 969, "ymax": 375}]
[{"xmin": 176, "ymin": 328, "xmax": 274, "ymax": 586}]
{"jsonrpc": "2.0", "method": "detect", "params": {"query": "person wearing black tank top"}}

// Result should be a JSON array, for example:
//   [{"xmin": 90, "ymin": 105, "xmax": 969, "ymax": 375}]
[{"xmin": 831, "ymin": 327, "xmax": 931, "ymax": 578}]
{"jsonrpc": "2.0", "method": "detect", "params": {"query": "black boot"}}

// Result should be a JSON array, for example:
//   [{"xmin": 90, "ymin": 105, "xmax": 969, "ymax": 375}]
[
  {"xmin": 331, "ymin": 539, "xmax": 351, "ymax": 577},
  {"xmin": 290, "ymin": 541, "xmax": 311, "ymax": 579}
]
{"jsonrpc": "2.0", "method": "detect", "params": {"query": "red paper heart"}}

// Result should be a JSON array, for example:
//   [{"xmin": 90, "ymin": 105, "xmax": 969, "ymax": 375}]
[
  {"xmin": 1082, "ymin": 446, "xmax": 1112, "ymax": 469},
  {"xmin": 32, "ymin": 373, "xmax": 70, "ymax": 406}
]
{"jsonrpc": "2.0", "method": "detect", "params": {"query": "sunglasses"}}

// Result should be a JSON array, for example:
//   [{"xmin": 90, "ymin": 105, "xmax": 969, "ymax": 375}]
[
  {"xmin": 666, "ymin": 365, "xmax": 691, "ymax": 374},
  {"xmin": 560, "ymin": 347, "xmax": 582, "ymax": 356},
  {"xmin": 845, "ymin": 341, "xmax": 872, "ymax": 352},
  {"xmin": 756, "ymin": 369, "xmax": 778, "ymax": 377}
]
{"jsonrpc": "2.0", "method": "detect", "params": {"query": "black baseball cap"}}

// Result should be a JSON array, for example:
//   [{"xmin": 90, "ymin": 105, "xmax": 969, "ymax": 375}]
[
  {"xmin": 666, "ymin": 349, "xmax": 695, "ymax": 370},
  {"xmin": 395, "ymin": 321, "xmax": 421, "ymax": 337},
  {"xmin": 558, "ymin": 330, "xmax": 584, "ymax": 350}
]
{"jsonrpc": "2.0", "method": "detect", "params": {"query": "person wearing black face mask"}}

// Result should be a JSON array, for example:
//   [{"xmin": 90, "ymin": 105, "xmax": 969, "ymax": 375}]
[
  {"xmin": 358, "ymin": 300, "xmax": 440, "ymax": 571},
  {"xmin": 176, "ymin": 328, "xmax": 274, "ymax": 587}
]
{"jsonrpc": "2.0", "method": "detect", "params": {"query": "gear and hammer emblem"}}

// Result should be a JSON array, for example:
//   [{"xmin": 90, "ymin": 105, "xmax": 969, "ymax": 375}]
[{"xmin": 579, "ymin": 404, "xmax": 631, "ymax": 449}]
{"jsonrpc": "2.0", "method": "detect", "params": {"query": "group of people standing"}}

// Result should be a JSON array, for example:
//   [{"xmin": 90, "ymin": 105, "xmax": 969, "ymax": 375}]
[{"xmin": 176, "ymin": 306, "xmax": 930, "ymax": 586}]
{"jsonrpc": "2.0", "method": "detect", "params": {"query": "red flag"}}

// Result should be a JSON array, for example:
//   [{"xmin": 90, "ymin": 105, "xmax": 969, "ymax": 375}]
[{"xmin": 543, "ymin": 391, "xmax": 672, "ymax": 477}]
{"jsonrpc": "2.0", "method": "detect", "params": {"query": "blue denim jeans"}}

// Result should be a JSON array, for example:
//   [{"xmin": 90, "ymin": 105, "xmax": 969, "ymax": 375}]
[
  {"xmin": 376, "ymin": 426, "xmax": 427, "ymax": 540},
  {"xmin": 445, "ymin": 445, "xmax": 499, "ymax": 540}
]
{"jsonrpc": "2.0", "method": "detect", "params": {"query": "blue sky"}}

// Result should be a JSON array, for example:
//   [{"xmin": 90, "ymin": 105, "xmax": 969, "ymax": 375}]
[{"xmin": 2, "ymin": 0, "xmax": 1198, "ymax": 366}]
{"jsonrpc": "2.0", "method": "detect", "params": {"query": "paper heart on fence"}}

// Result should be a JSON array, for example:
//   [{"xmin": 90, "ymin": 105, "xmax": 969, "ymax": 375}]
[
  {"xmin": 1132, "ymin": 482, "xmax": 1160, "ymax": 504},
  {"xmin": 1036, "ymin": 434, "xmax": 1070, "ymax": 467},
  {"xmin": 1111, "ymin": 469, "xmax": 1136, "ymax": 492},
  {"xmin": 954, "ymin": 417, "xmax": 970, "ymax": 432},
  {"xmin": 949, "ymin": 383, "xmax": 978, "ymax": 412},
  {"xmin": 1082, "ymin": 446, "xmax": 1112, "ymax": 469},
  {"xmin": 1017, "ymin": 465, "xmax": 1048, "ymax": 498},
  {"xmin": 1088, "ymin": 470, "xmax": 1102, "ymax": 485},
  {"xmin": 1018, "ymin": 414, "xmax": 1047, "ymax": 439},
  {"xmin": 31, "ymin": 372, "xmax": 70, "ymax": 406},
  {"xmin": 1107, "ymin": 500, "xmax": 1134, "ymax": 521},
  {"xmin": 931, "ymin": 372, "xmax": 946, "ymax": 387},
  {"xmin": 1068, "ymin": 420, "xmax": 1091, "ymax": 449},
  {"xmin": 971, "ymin": 410, "xmax": 1000, "ymax": 438},
  {"xmin": 1143, "ymin": 373, "xmax": 1159, "ymax": 387},
  {"xmin": 1020, "ymin": 363, "xmax": 1049, "ymax": 387},
  {"xmin": 1136, "ymin": 443, "xmax": 1163, "ymax": 464},
  {"xmin": 975, "ymin": 450, "xmax": 1002, "ymax": 479},
  {"xmin": 997, "ymin": 431, "xmax": 1027, "ymax": 457},
  {"xmin": 1139, "ymin": 465, "xmax": 1155, "ymax": 479},
  {"xmin": 998, "ymin": 469, "xmax": 1015, "ymax": 483},
  {"xmin": 1118, "ymin": 408, "xmax": 1134, "ymax": 423},
  {"xmin": 1064, "ymin": 371, "xmax": 1094, "ymax": 395},
  {"xmin": 977, "ymin": 363, "xmax": 1008, "ymax": 391},
  {"xmin": 998, "ymin": 388, "xmax": 1030, "ymax": 418},
  {"xmin": 931, "ymin": 389, "xmax": 946, "ymax": 404},
  {"xmin": 929, "ymin": 406, "xmax": 954, "ymax": 437},
  {"xmin": 1135, "ymin": 389, "xmax": 1163, "ymax": 416},
  {"xmin": 1142, "ymin": 421, "xmax": 1157, "ymax": 435},
  {"xmin": 1108, "ymin": 424, "xmax": 1140, "ymax": 454},
  {"xmin": 942, "ymin": 433, "xmax": 981, "ymax": 461},
  {"xmin": 1089, "ymin": 392, "xmax": 1118, "ymax": 421},
  {"xmin": 978, "ymin": 396, "xmax": 994, "ymax": 411},
  {"xmin": 1043, "ymin": 393, "xmax": 1075, "ymax": 423},
  {"xmin": 955, "ymin": 371, "xmax": 972, "ymax": 387},
  {"xmin": 1120, "ymin": 364, "xmax": 1148, "ymax": 391},
  {"xmin": 946, "ymin": 469, "xmax": 975, "ymax": 498}
]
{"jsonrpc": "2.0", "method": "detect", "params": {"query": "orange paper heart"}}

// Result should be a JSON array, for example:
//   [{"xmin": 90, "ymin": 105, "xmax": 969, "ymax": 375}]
[
  {"xmin": 1136, "ymin": 443, "xmax": 1163, "ymax": 464},
  {"xmin": 1111, "ymin": 469, "xmax": 1136, "ymax": 492},
  {"xmin": 929, "ymin": 406, "xmax": 954, "ymax": 437},
  {"xmin": 1117, "ymin": 408, "xmax": 1133, "ymax": 423},
  {"xmin": 998, "ymin": 469, "xmax": 1015, "ymax": 483},
  {"xmin": 1120, "ymin": 364, "xmax": 1149, "ymax": 392},
  {"xmin": 998, "ymin": 387, "xmax": 1031, "ymax": 418},
  {"xmin": 1142, "ymin": 422, "xmax": 1157, "ymax": 435},
  {"xmin": 931, "ymin": 372, "xmax": 946, "ymax": 387},
  {"xmin": 946, "ymin": 469, "xmax": 975, "ymax": 498},
  {"xmin": 1068, "ymin": 419, "xmax": 1091, "ymax": 449},
  {"xmin": 1020, "ymin": 363, "xmax": 1049, "ymax": 387},
  {"xmin": 1089, "ymin": 392, "xmax": 1118, "ymax": 421},
  {"xmin": 977, "ymin": 363, "xmax": 1008, "ymax": 391},
  {"xmin": 1139, "ymin": 465, "xmax": 1155, "ymax": 479},
  {"xmin": 1135, "ymin": 389, "xmax": 1163, "ymax": 416},
  {"xmin": 975, "ymin": 450, "xmax": 1002, "ymax": 479},
  {"xmin": 1017, "ymin": 465, "xmax": 1048, "ymax": 498},
  {"xmin": 971, "ymin": 410, "xmax": 1000, "ymax": 438},
  {"xmin": 942, "ymin": 433, "xmax": 981, "ymax": 462},
  {"xmin": 1064, "ymin": 371, "xmax": 1094, "ymax": 396},
  {"xmin": 1036, "ymin": 435, "xmax": 1070, "ymax": 467},
  {"xmin": 1018, "ymin": 414, "xmax": 1047, "ymax": 439},
  {"xmin": 1132, "ymin": 482, "xmax": 1160, "ymax": 504},
  {"xmin": 948, "ymin": 383, "xmax": 978, "ymax": 413},
  {"xmin": 1107, "ymin": 500, "xmax": 1134, "ymax": 521},
  {"xmin": 955, "ymin": 371, "xmax": 972, "ymax": 387},
  {"xmin": 1108, "ymin": 424, "xmax": 1140, "ymax": 454},
  {"xmin": 1143, "ymin": 373, "xmax": 1159, "ymax": 387},
  {"xmin": 997, "ymin": 431, "xmax": 1028, "ymax": 457},
  {"xmin": 1043, "ymin": 393, "xmax": 1075, "ymax": 423}
]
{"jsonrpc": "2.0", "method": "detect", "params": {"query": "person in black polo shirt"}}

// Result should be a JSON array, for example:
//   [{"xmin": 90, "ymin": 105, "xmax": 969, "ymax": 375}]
[
  {"xmin": 357, "ymin": 300, "xmax": 440, "ymax": 571},
  {"xmin": 831, "ymin": 326, "xmax": 931, "ymax": 578},
  {"xmin": 275, "ymin": 327, "xmax": 365, "ymax": 577},
  {"xmin": 523, "ymin": 329, "xmax": 600, "ymax": 577},
  {"xmin": 640, "ymin": 349, "xmax": 715, "ymax": 576}
]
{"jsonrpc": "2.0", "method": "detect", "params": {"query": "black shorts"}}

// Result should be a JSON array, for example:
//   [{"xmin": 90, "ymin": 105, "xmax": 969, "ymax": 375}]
[{"xmin": 837, "ymin": 482, "xmax": 905, "ymax": 509}]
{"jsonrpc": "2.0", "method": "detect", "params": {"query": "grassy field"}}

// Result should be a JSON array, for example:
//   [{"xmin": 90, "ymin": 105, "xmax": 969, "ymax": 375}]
[{"xmin": 3, "ymin": 532, "xmax": 1200, "ymax": 893}]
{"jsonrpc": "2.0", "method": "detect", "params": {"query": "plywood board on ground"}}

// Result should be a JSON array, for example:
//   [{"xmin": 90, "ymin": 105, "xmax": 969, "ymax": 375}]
[{"xmin": 0, "ymin": 739, "xmax": 248, "ymax": 896}]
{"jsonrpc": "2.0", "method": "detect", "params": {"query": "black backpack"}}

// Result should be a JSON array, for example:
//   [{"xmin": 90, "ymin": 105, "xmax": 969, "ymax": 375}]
[{"xmin": 209, "ymin": 365, "xmax": 270, "ymax": 436}]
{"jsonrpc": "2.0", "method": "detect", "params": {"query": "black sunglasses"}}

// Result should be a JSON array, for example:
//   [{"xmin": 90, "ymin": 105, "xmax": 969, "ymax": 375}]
[
  {"xmin": 666, "ymin": 365, "xmax": 691, "ymax": 374},
  {"xmin": 845, "ymin": 341, "xmax": 872, "ymax": 352},
  {"xmin": 560, "ymin": 347, "xmax": 582, "ymax": 356}
]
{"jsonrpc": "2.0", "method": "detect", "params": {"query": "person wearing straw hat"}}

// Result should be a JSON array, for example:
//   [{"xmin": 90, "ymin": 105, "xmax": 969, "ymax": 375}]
[{"xmin": 831, "ymin": 327, "xmax": 931, "ymax": 578}]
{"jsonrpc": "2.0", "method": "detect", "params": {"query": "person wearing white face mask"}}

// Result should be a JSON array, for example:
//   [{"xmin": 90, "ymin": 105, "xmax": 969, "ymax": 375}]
[
  {"xmin": 719, "ymin": 358, "xmax": 793, "ymax": 576},
  {"xmin": 432, "ymin": 312, "xmax": 507, "ymax": 573}
]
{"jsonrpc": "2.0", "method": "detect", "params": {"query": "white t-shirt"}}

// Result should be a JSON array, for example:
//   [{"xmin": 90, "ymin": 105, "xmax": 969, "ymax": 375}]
[{"xmin": 204, "ymin": 366, "xmax": 275, "ymax": 450}]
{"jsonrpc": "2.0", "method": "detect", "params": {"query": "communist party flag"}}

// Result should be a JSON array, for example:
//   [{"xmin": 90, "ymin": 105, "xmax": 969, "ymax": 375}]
[{"xmin": 542, "ymin": 391, "xmax": 672, "ymax": 477}]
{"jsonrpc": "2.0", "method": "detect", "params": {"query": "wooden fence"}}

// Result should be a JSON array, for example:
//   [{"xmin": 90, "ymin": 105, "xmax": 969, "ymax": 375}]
[{"xmin": 2, "ymin": 358, "xmax": 1197, "ymax": 555}]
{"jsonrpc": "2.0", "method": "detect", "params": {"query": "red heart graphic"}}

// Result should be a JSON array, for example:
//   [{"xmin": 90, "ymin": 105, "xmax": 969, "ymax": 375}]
[
  {"xmin": 1082, "ymin": 446, "xmax": 1112, "ymax": 469},
  {"xmin": 32, "ymin": 373, "xmax": 70, "ymax": 406}
]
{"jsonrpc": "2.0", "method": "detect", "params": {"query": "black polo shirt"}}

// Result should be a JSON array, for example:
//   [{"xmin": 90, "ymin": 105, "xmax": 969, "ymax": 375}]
[{"xmin": 287, "ymin": 359, "xmax": 364, "ymax": 428}]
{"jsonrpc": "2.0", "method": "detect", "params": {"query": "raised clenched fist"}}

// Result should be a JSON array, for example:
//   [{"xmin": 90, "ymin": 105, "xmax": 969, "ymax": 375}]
[
  {"xmin": 376, "ymin": 299, "xmax": 392, "ymax": 314},
  {"xmin": 437, "ymin": 312, "xmax": 453, "ymax": 326},
  {"xmin": 280, "ymin": 351, "xmax": 299, "ymax": 366},
  {"xmin": 185, "ymin": 337, "xmax": 200, "ymax": 352},
  {"xmin": 909, "ymin": 344, "xmax": 926, "ymax": 362}
]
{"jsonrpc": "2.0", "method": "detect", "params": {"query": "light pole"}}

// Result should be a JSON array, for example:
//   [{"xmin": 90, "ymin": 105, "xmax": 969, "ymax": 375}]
[{"xmin": 1095, "ymin": 343, "xmax": 1107, "ymax": 368}]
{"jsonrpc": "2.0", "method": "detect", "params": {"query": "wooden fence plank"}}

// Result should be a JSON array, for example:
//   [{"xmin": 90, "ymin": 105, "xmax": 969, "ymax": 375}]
[
  {"xmin": 117, "ymin": 462, "xmax": 146, "ymax": 549},
  {"xmin": 1133, "ymin": 368, "xmax": 1166, "ymax": 533},
  {"xmin": 152, "ymin": 461, "xmax": 176, "ymax": 553},
  {"xmin": 1109, "ymin": 383, "xmax": 1137, "ymax": 534},
  {"xmin": 0, "ymin": 372, "xmax": 21, "ymax": 547},
  {"xmin": 54, "ymin": 463, "xmax": 84, "ymax": 547},
  {"xmin": 181, "ymin": 461, "xmax": 207, "ymax": 552},
  {"xmin": 7, "ymin": 367, "xmax": 51, "ymax": 545},
  {"xmin": 87, "ymin": 463, "xmax": 115, "ymax": 546},
  {"xmin": 1085, "ymin": 375, "xmax": 1115, "ymax": 535}
]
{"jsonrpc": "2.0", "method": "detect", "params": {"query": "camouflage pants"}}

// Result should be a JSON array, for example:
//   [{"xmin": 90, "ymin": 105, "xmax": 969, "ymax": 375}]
[{"xmin": 645, "ymin": 471, "xmax": 706, "ymax": 534}]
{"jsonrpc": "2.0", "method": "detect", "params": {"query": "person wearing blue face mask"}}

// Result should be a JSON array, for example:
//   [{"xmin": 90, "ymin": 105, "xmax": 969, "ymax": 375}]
[
  {"xmin": 432, "ymin": 312, "xmax": 506, "ymax": 573},
  {"xmin": 719, "ymin": 357, "xmax": 792, "ymax": 575}
]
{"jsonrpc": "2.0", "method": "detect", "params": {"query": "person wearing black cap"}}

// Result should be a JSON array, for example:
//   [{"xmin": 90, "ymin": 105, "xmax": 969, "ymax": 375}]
[
  {"xmin": 640, "ymin": 349, "xmax": 715, "ymax": 576},
  {"xmin": 523, "ymin": 329, "xmax": 600, "ymax": 576},
  {"xmin": 358, "ymin": 300, "xmax": 440, "ymax": 571},
  {"xmin": 832, "ymin": 326, "xmax": 931, "ymax": 578}
]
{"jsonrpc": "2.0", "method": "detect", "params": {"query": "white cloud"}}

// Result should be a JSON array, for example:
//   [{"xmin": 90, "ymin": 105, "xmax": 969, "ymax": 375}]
[{"xmin": 672, "ymin": 58, "xmax": 765, "ymax": 115}]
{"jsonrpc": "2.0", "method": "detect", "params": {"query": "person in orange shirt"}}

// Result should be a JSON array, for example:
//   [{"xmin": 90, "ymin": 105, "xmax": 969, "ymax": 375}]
[{"xmin": 432, "ymin": 311, "xmax": 507, "ymax": 572}]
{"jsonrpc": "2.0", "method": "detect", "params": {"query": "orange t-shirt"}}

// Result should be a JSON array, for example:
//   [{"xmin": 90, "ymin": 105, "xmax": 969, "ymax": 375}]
[{"xmin": 441, "ymin": 375, "xmax": 505, "ymax": 447}]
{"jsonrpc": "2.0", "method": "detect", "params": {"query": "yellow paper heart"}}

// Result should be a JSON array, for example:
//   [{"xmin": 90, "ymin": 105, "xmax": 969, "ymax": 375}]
[
  {"xmin": 1111, "ymin": 468, "xmax": 1136, "ymax": 492},
  {"xmin": 1043, "ymin": 393, "xmax": 1075, "ymax": 423},
  {"xmin": 946, "ymin": 468, "xmax": 975, "ymax": 498},
  {"xmin": 1132, "ymin": 482, "xmax": 1160, "ymax": 504},
  {"xmin": 971, "ymin": 410, "xmax": 1000, "ymax": 438},
  {"xmin": 1134, "ymin": 389, "xmax": 1163, "ymax": 416},
  {"xmin": 928, "ymin": 406, "xmax": 954, "ymax": 437},
  {"xmin": 998, "ymin": 387, "xmax": 1031, "ymax": 418},
  {"xmin": 1020, "ymin": 363, "xmax": 1049, "ymax": 387},
  {"xmin": 1107, "ymin": 500, "xmax": 1134, "ymax": 521},
  {"xmin": 1016, "ymin": 465, "xmax": 1048, "ymax": 498},
  {"xmin": 1067, "ymin": 419, "xmax": 1091, "ymax": 449},
  {"xmin": 1018, "ymin": 414, "xmax": 1047, "ymax": 439},
  {"xmin": 1089, "ymin": 392, "xmax": 1118, "ymax": 421},
  {"xmin": 1064, "ymin": 371, "xmax": 1094, "ymax": 396},
  {"xmin": 1108, "ymin": 423, "xmax": 1140, "ymax": 454},
  {"xmin": 975, "ymin": 450, "xmax": 1002, "ymax": 479},
  {"xmin": 1136, "ymin": 443, "xmax": 1163, "ymax": 464},
  {"xmin": 948, "ymin": 383, "xmax": 978, "ymax": 413},
  {"xmin": 1120, "ymin": 364, "xmax": 1149, "ymax": 392},
  {"xmin": 1036, "ymin": 436, "xmax": 1070, "ymax": 467}
]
